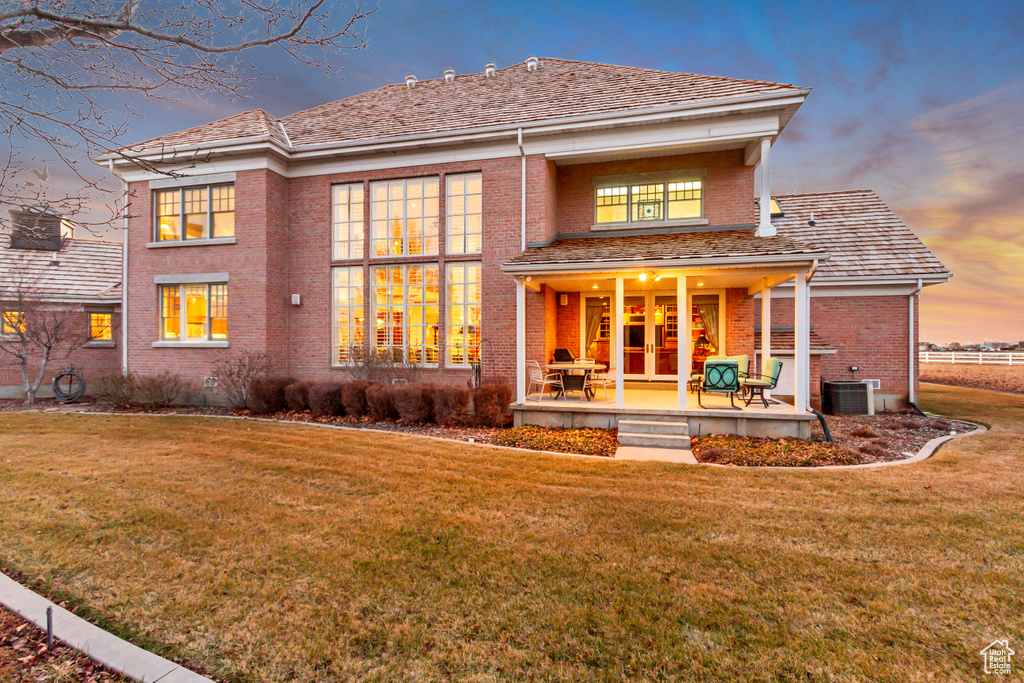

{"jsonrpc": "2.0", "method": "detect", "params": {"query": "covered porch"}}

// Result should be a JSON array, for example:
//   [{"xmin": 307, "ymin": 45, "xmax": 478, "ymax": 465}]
[{"xmin": 502, "ymin": 230, "xmax": 828, "ymax": 438}]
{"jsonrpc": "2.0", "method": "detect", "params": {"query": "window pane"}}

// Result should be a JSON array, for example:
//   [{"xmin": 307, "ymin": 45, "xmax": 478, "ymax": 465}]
[
  {"xmin": 2, "ymin": 310, "xmax": 26, "ymax": 335},
  {"xmin": 211, "ymin": 184, "xmax": 235, "ymax": 238},
  {"xmin": 90, "ymin": 313, "xmax": 112, "ymax": 340},
  {"xmin": 446, "ymin": 172, "xmax": 482, "ymax": 255},
  {"xmin": 183, "ymin": 188, "xmax": 208, "ymax": 239},
  {"xmin": 156, "ymin": 190, "xmax": 181, "ymax": 240},
  {"xmin": 446, "ymin": 262, "xmax": 483, "ymax": 366},
  {"xmin": 333, "ymin": 266, "xmax": 364, "ymax": 364},
  {"xmin": 371, "ymin": 178, "xmax": 439, "ymax": 257},
  {"xmin": 333, "ymin": 183, "xmax": 364, "ymax": 259},
  {"xmin": 667, "ymin": 180, "xmax": 702, "ymax": 219},
  {"xmin": 631, "ymin": 183, "xmax": 664, "ymax": 222},
  {"xmin": 209, "ymin": 285, "xmax": 228, "ymax": 339},
  {"xmin": 596, "ymin": 186, "xmax": 628, "ymax": 224},
  {"xmin": 184, "ymin": 285, "xmax": 207, "ymax": 339},
  {"xmin": 161, "ymin": 286, "xmax": 180, "ymax": 339}
]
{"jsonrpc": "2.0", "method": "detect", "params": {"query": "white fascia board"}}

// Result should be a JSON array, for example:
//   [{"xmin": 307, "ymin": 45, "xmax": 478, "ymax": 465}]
[
  {"xmin": 501, "ymin": 253, "xmax": 826, "ymax": 275},
  {"xmin": 288, "ymin": 141, "xmax": 522, "ymax": 178},
  {"xmin": 114, "ymin": 154, "xmax": 288, "ymax": 184}
]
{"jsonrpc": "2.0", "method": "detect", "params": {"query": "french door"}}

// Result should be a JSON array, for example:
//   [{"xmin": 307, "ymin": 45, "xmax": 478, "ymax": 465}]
[{"xmin": 622, "ymin": 292, "xmax": 680, "ymax": 380}]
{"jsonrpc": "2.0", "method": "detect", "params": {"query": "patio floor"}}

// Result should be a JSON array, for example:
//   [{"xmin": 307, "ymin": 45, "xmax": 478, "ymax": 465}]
[{"xmin": 521, "ymin": 382, "xmax": 798, "ymax": 414}]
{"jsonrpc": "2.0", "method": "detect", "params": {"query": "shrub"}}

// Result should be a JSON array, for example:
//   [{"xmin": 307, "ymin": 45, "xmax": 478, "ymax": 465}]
[
  {"xmin": 393, "ymin": 384, "xmax": 434, "ymax": 423},
  {"xmin": 308, "ymin": 382, "xmax": 346, "ymax": 417},
  {"xmin": 850, "ymin": 425, "xmax": 879, "ymax": 439},
  {"xmin": 432, "ymin": 385, "xmax": 470, "ymax": 427},
  {"xmin": 136, "ymin": 371, "xmax": 195, "ymax": 409},
  {"xmin": 284, "ymin": 381, "xmax": 311, "ymax": 412},
  {"xmin": 858, "ymin": 442, "xmax": 889, "ymax": 459},
  {"xmin": 212, "ymin": 350, "xmax": 270, "ymax": 409},
  {"xmin": 342, "ymin": 380, "xmax": 372, "ymax": 417},
  {"xmin": 248, "ymin": 376, "xmax": 296, "ymax": 415},
  {"xmin": 94, "ymin": 372, "xmax": 139, "ymax": 409},
  {"xmin": 474, "ymin": 382, "xmax": 513, "ymax": 427},
  {"xmin": 366, "ymin": 382, "xmax": 398, "ymax": 420}
]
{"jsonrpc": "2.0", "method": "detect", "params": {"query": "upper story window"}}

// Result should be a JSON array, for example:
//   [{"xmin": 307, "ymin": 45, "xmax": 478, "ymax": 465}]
[
  {"xmin": 370, "ymin": 177, "xmax": 439, "ymax": 257},
  {"xmin": 446, "ymin": 173, "xmax": 482, "ymax": 254},
  {"xmin": 156, "ymin": 184, "xmax": 235, "ymax": 241},
  {"xmin": 159, "ymin": 283, "xmax": 227, "ymax": 341},
  {"xmin": 595, "ymin": 179, "xmax": 702, "ymax": 226},
  {"xmin": 332, "ymin": 183, "xmax": 364, "ymax": 260},
  {"xmin": 89, "ymin": 313, "xmax": 112, "ymax": 340}
]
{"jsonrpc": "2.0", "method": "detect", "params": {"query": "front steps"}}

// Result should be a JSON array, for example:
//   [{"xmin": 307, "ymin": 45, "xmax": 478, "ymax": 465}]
[{"xmin": 615, "ymin": 419, "xmax": 695, "ymax": 462}]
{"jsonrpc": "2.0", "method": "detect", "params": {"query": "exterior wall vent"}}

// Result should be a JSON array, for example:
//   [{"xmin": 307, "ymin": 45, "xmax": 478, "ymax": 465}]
[
  {"xmin": 443, "ymin": 67, "xmax": 455, "ymax": 83},
  {"xmin": 525, "ymin": 56, "xmax": 539, "ymax": 72},
  {"xmin": 405, "ymin": 73, "xmax": 417, "ymax": 88},
  {"xmin": 484, "ymin": 61, "xmax": 497, "ymax": 77}
]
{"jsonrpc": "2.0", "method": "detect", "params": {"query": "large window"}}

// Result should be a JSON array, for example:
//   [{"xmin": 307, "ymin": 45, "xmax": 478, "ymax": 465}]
[
  {"xmin": 446, "ymin": 262, "xmax": 482, "ymax": 366},
  {"xmin": 332, "ymin": 266, "xmax": 365, "ymax": 364},
  {"xmin": 595, "ymin": 179, "xmax": 702, "ymax": 225},
  {"xmin": 372, "ymin": 264, "xmax": 439, "ymax": 364},
  {"xmin": 159, "ymin": 284, "xmax": 228, "ymax": 341},
  {"xmin": 370, "ymin": 177, "xmax": 439, "ymax": 257},
  {"xmin": 332, "ymin": 183, "xmax": 364, "ymax": 260},
  {"xmin": 89, "ymin": 313, "xmax": 112, "ymax": 340},
  {"xmin": 446, "ymin": 173, "xmax": 482, "ymax": 254},
  {"xmin": 155, "ymin": 184, "xmax": 235, "ymax": 241}
]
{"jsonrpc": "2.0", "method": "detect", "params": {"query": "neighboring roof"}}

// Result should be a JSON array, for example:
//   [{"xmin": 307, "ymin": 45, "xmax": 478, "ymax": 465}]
[
  {"xmin": 772, "ymin": 190, "xmax": 950, "ymax": 280},
  {"xmin": 0, "ymin": 238, "xmax": 122, "ymax": 304},
  {"xmin": 502, "ymin": 229, "xmax": 827, "ymax": 272},
  {"xmin": 754, "ymin": 329, "xmax": 834, "ymax": 352},
  {"xmin": 120, "ymin": 58, "xmax": 805, "ymax": 153}
]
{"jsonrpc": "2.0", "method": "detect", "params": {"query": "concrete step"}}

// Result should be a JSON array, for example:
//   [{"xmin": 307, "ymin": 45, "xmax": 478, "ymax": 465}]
[
  {"xmin": 617, "ymin": 419, "xmax": 689, "ymax": 436},
  {"xmin": 616, "ymin": 433, "xmax": 693, "ymax": 449},
  {"xmin": 615, "ymin": 446, "xmax": 697, "ymax": 463}
]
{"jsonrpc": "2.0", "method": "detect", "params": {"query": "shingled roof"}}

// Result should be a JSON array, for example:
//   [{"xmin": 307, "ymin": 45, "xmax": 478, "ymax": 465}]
[
  {"xmin": 502, "ymin": 229, "xmax": 827, "ymax": 272},
  {"xmin": 0, "ymin": 238, "xmax": 122, "ymax": 303},
  {"xmin": 772, "ymin": 190, "xmax": 950, "ymax": 280},
  {"xmin": 121, "ymin": 58, "xmax": 804, "ymax": 153}
]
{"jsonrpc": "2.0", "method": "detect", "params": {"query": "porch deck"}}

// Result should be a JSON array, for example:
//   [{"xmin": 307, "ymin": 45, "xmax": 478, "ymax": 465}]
[{"xmin": 512, "ymin": 383, "xmax": 816, "ymax": 438}]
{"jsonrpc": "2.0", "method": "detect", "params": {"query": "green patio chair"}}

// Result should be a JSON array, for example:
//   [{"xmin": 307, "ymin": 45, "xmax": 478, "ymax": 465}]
[
  {"xmin": 742, "ymin": 357, "xmax": 783, "ymax": 408},
  {"xmin": 697, "ymin": 358, "xmax": 742, "ymax": 409}
]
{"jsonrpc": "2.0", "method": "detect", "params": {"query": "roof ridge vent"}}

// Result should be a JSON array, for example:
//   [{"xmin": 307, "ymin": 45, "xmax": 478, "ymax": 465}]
[
  {"xmin": 484, "ymin": 61, "xmax": 497, "ymax": 77},
  {"xmin": 405, "ymin": 73, "xmax": 417, "ymax": 88},
  {"xmin": 525, "ymin": 56, "xmax": 539, "ymax": 72},
  {"xmin": 443, "ymin": 67, "xmax": 455, "ymax": 83}
]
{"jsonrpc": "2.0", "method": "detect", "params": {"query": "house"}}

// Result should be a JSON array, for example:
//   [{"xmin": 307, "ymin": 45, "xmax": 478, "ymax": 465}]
[
  {"xmin": 0, "ymin": 214, "xmax": 122, "ymax": 398},
  {"xmin": 95, "ymin": 57, "xmax": 950, "ymax": 436}
]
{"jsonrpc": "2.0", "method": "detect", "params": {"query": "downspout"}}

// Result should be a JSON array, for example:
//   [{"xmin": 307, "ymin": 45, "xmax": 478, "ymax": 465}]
[
  {"xmin": 908, "ymin": 277, "xmax": 925, "ymax": 414},
  {"xmin": 112, "ymin": 160, "xmax": 128, "ymax": 375},
  {"xmin": 518, "ymin": 128, "xmax": 526, "ymax": 252}
]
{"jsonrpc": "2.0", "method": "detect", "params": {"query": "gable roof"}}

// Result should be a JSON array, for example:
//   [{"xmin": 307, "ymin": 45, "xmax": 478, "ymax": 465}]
[
  {"xmin": 502, "ymin": 229, "xmax": 827, "ymax": 272},
  {"xmin": 120, "ymin": 59, "xmax": 805, "ymax": 154},
  {"xmin": 772, "ymin": 190, "xmax": 950, "ymax": 281},
  {"xmin": 0, "ymin": 238, "xmax": 122, "ymax": 304}
]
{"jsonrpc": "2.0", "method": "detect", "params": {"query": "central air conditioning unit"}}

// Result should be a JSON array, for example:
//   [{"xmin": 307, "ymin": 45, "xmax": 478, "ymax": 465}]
[{"xmin": 821, "ymin": 380, "xmax": 871, "ymax": 415}]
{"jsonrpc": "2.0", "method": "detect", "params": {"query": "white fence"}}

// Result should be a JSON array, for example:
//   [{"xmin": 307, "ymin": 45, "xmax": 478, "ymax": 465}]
[{"xmin": 921, "ymin": 351, "xmax": 1024, "ymax": 365}]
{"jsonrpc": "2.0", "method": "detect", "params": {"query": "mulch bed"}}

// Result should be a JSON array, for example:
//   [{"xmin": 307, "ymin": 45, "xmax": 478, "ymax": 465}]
[
  {"xmin": 694, "ymin": 411, "xmax": 977, "ymax": 467},
  {"xmin": 0, "ymin": 604, "xmax": 129, "ymax": 683},
  {"xmin": 492, "ymin": 426, "xmax": 619, "ymax": 457}
]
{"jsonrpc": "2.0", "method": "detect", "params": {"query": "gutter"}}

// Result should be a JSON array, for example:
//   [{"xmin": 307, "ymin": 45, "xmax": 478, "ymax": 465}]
[
  {"xmin": 501, "ymin": 251, "xmax": 830, "ymax": 274},
  {"xmin": 113, "ymin": 159, "xmax": 128, "ymax": 375}
]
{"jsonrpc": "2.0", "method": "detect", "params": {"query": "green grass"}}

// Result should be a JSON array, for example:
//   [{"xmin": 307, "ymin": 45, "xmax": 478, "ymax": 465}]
[{"xmin": 0, "ymin": 383, "xmax": 1021, "ymax": 682}]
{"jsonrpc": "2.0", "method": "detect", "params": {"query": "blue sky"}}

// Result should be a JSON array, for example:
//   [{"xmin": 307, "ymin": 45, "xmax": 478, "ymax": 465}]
[{"xmin": 67, "ymin": 0, "xmax": 1024, "ymax": 343}]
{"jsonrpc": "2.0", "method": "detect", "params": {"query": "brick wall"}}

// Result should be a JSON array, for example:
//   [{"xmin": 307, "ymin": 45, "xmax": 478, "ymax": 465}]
[{"xmin": 725, "ymin": 288, "xmax": 755, "ymax": 358}]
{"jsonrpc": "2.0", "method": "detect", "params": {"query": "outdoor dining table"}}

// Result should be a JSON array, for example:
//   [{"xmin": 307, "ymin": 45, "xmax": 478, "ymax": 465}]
[{"xmin": 544, "ymin": 362, "xmax": 607, "ymax": 400}]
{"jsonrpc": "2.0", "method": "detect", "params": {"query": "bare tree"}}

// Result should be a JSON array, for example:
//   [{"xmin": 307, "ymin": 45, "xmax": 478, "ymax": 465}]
[
  {"xmin": 0, "ymin": 1, "xmax": 373, "ymax": 238},
  {"xmin": 0, "ymin": 258, "xmax": 92, "ymax": 403}
]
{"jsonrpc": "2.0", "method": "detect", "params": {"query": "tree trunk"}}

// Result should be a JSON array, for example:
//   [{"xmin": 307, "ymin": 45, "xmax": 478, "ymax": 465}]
[{"xmin": 28, "ymin": 347, "xmax": 51, "ymax": 405}]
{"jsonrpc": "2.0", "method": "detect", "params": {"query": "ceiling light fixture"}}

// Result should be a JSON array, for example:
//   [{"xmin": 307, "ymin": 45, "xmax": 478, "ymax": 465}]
[
  {"xmin": 654, "ymin": 273, "xmax": 662, "ymax": 282},
  {"xmin": 638, "ymin": 272, "xmax": 647, "ymax": 282},
  {"xmin": 697, "ymin": 280, "xmax": 705, "ymax": 287},
  {"xmin": 592, "ymin": 284, "xmax": 599, "ymax": 289}
]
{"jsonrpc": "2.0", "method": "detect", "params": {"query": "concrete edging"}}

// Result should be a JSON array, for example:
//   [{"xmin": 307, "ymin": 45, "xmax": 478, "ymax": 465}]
[{"xmin": 0, "ymin": 572, "xmax": 213, "ymax": 683}]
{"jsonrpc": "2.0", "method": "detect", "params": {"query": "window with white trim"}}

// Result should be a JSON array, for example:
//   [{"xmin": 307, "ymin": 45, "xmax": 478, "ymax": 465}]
[
  {"xmin": 332, "ymin": 266, "xmax": 365, "ymax": 364},
  {"xmin": 446, "ymin": 262, "xmax": 482, "ymax": 366},
  {"xmin": 332, "ymin": 183, "xmax": 364, "ymax": 260},
  {"xmin": 595, "ymin": 179, "xmax": 702, "ymax": 225},
  {"xmin": 370, "ymin": 177, "xmax": 439, "ymax": 257},
  {"xmin": 155, "ymin": 184, "xmax": 234, "ymax": 241},
  {"xmin": 446, "ymin": 173, "xmax": 482, "ymax": 254},
  {"xmin": 158, "ymin": 283, "xmax": 227, "ymax": 341},
  {"xmin": 372, "ymin": 264, "xmax": 439, "ymax": 364},
  {"xmin": 89, "ymin": 313, "xmax": 112, "ymax": 340}
]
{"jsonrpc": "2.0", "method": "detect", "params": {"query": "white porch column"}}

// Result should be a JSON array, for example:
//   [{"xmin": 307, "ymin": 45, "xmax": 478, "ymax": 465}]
[
  {"xmin": 756, "ymin": 137, "xmax": 776, "ymax": 237},
  {"xmin": 677, "ymin": 274, "xmax": 688, "ymax": 409},
  {"xmin": 793, "ymin": 270, "xmax": 811, "ymax": 413},
  {"xmin": 615, "ymin": 275, "xmax": 625, "ymax": 408},
  {"xmin": 516, "ymin": 277, "xmax": 526, "ymax": 404},
  {"xmin": 760, "ymin": 278, "xmax": 771, "ymax": 396}
]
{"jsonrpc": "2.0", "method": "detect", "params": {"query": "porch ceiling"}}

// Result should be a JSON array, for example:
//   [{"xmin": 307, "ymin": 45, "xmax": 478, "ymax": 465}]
[{"xmin": 539, "ymin": 271, "xmax": 792, "ymax": 292}]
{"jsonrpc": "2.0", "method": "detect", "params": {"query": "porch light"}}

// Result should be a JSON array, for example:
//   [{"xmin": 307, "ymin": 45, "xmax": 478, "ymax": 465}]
[
  {"xmin": 592, "ymin": 284, "xmax": 598, "ymax": 289},
  {"xmin": 654, "ymin": 273, "xmax": 662, "ymax": 282},
  {"xmin": 697, "ymin": 280, "xmax": 705, "ymax": 287},
  {"xmin": 638, "ymin": 272, "xmax": 647, "ymax": 282}
]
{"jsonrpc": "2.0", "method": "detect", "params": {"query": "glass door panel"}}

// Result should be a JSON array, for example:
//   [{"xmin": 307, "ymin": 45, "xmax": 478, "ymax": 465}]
[
  {"xmin": 653, "ymin": 295, "xmax": 679, "ymax": 379},
  {"xmin": 623, "ymin": 296, "xmax": 647, "ymax": 378}
]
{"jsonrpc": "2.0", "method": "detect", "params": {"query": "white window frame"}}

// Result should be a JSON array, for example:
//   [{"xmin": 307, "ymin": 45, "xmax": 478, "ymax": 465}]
[
  {"xmin": 89, "ymin": 312, "xmax": 112, "ymax": 341},
  {"xmin": 154, "ymin": 183, "xmax": 235, "ymax": 242},
  {"xmin": 371, "ymin": 263, "xmax": 440, "ymax": 366},
  {"xmin": 593, "ymin": 174, "xmax": 704, "ymax": 227},
  {"xmin": 446, "ymin": 172, "xmax": 483, "ymax": 255},
  {"xmin": 157, "ymin": 283, "xmax": 228, "ymax": 343},
  {"xmin": 332, "ymin": 183, "xmax": 365, "ymax": 260},
  {"xmin": 370, "ymin": 177, "xmax": 439, "ymax": 257},
  {"xmin": 332, "ymin": 266, "xmax": 365, "ymax": 365},
  {"xmin": 445, "ymin": 261, "xmax": 482, "ymax": 367}
]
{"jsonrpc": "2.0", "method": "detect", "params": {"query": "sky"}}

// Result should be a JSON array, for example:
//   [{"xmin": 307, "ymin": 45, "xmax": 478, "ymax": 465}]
[{"xmin": 25, "ymin": 0, "xmax": 1024, "ymax": 344}]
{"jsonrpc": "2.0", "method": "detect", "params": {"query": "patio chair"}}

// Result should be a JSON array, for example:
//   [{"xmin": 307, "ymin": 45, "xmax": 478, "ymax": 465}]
[
  {"xmin": 697, "ymin": 358, "xmax": 742, "ymax": 409},
  {"xmin": 527, "ymin": 360, "xmax": 564, "ymax": 401},
  {"xmin": 742, "ymin": 357, "xmax": 783, "ymax": 408},
  {"xmin": 583, "ymin": 365, "xmax": 615, "ymax": 402}
]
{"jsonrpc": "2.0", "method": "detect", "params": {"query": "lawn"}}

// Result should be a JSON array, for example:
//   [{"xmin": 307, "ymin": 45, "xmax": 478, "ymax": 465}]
[{"xmin": 0, "ymin": 384, "xmax": 1021, "ymax": 682}]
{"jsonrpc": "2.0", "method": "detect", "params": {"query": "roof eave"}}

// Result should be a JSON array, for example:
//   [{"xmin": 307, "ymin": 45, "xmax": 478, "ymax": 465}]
[{"xmin": 501, "ymin": 251, "xmax": 829, "ymax": 275}]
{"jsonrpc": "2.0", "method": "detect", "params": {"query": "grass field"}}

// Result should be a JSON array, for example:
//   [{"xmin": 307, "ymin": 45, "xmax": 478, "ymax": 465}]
[
  {"xmin": 921, "ymin": 361, "xmax": 1024, "ymax": 394},
  {"xmin": 0, "ymin": 383, "xmax": 1022, "ymax": 682}
]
